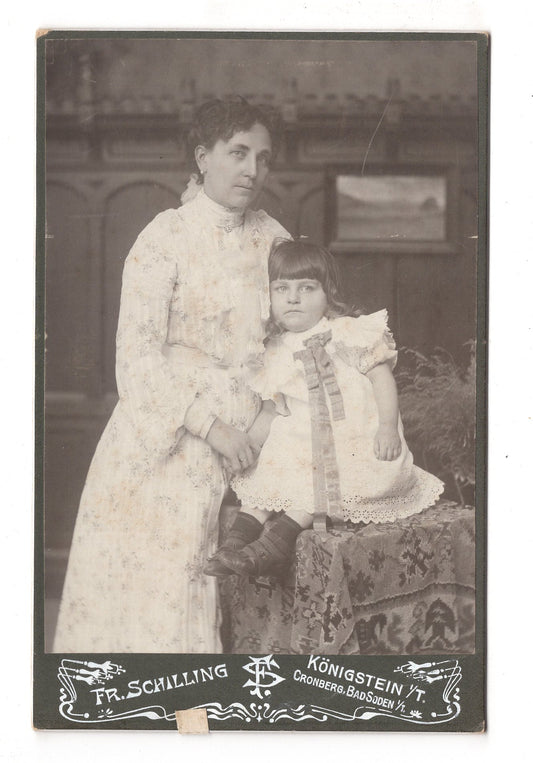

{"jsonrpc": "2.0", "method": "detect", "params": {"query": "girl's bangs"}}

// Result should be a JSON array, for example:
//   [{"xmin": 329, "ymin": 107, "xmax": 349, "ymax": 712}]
[{"xmin": 269, "ymin": 249, "xmax": 327, "ymax": 283}]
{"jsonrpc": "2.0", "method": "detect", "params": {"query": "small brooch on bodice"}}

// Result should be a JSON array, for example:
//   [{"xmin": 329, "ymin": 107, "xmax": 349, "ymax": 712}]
[{"xmin": 218, "ymin": 219, "xmax": 244, "ymax": 234}]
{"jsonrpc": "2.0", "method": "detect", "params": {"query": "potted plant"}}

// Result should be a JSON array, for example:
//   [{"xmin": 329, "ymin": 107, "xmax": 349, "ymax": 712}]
[{"xmin": 397, "ymin": 342, "xmax": 476, "ymax": 507}]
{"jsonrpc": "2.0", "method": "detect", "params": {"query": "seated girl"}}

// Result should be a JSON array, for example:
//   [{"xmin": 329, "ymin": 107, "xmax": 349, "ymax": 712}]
[{"xmin": 205, "ymin": 238, "xmax": 444, "ymax": 578}]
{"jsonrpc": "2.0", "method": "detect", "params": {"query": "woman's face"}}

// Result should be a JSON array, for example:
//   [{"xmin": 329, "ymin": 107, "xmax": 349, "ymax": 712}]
[{"xmin": 195, "ymin": 122, "xmax": 273, "ymax": 210}]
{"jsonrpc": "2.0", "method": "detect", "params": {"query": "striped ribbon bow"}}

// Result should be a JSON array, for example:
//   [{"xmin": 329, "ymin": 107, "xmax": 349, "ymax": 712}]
[{"xmin": 293, "ymin": 330, "xmax": 346, "ymax": 533}]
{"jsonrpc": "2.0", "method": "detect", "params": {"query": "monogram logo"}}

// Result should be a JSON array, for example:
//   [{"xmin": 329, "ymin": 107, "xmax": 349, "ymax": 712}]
[{"xmin": 242, "ymin": 655, "xmax": 285, "ymax": 699}]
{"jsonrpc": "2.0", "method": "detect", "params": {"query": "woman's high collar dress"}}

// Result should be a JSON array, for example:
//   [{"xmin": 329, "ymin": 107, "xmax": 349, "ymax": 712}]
[{"xmin": 53, "ymin": 186, "xmax": 289, "ymax": 653}]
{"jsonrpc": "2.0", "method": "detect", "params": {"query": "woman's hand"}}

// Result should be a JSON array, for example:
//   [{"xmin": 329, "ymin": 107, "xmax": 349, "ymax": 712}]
[
  {"xmin": 374, "ymin": 424, "xmax": 402, "ymax": 461},
  {"xmin": 206, "ymin": 418, "xmax": 259, "ymax": 473}
]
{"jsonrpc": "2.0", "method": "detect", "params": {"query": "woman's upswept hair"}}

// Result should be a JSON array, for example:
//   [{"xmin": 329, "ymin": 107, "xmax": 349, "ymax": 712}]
[
  {"xmin": 267, "ymin": 237, "xmax": 357, "ymax": 336},
  {"xmin": 187, "ymin": 97, "xmax": 283, "ymax": 179}
]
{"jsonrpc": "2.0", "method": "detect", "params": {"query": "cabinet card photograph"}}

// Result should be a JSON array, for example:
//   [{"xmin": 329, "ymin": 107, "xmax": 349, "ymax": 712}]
[{"xmin": 34, "ymin": 31, "xmax": 487, "ymax": 731}]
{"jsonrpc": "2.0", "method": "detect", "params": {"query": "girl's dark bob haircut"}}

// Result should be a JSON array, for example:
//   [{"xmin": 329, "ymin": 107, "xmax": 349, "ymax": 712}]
[
  {"xmin": 187, "ymin": 97, "xmax": 283, "ymax": 179},
  {"xmin": 267, "ymin": 238, "xmax": 353, "ymax": 334}
]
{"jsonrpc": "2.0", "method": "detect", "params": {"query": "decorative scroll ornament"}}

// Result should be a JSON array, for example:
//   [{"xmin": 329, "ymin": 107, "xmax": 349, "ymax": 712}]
[{"xmin": 57, "ymin": 657, "xmax": 462, "ymax": 726}]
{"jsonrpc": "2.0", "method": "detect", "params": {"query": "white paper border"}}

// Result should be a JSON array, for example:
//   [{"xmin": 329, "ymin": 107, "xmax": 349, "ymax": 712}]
[{"xmin": 5, "ymin": 1, "xmax": 528, "ymax": 760}]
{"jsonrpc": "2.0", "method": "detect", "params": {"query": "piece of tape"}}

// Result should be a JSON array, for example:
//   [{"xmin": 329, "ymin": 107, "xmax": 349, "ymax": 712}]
[{"xmin": 175, "ymin": 707, "xmax": 209, "ymax": 734}]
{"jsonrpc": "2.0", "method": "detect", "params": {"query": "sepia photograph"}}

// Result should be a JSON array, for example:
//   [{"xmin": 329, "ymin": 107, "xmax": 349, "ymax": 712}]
[{"xmin": 35, "ymin": 31, "xmax": 486, "ymax": 730}]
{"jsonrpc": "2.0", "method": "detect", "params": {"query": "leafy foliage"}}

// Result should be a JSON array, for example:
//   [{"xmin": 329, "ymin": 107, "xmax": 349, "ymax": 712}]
[{"xmin": 397, "ymin": 343, "xmax": 476, "ymax": 506}]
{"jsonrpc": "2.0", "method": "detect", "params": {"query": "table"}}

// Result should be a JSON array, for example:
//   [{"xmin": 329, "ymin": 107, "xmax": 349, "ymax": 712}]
[{"xmin": 219, "ymin": 501, "xmax": 475, "ymax": 654}]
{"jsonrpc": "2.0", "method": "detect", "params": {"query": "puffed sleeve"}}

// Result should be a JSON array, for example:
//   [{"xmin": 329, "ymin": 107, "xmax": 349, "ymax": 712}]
[
  {"xmin": 331, "ymin": 310, "xmax": 398, "ymax": 374},
  {"xmin": 244, "ymin": 339, "xmax": 293, "ymax": 416},
  {"xmin": 115, "ymin": 210, "xmax": 212, "ymax": 455}
]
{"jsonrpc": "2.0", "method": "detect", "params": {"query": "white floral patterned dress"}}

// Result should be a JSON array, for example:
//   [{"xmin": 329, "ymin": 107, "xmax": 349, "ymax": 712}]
[
  {"xmin": 53, "ymin": 188, "xmax": 289, "ymax": 653},
  {"xmin": 232, "ymin": 313, "xmax": 444, "ymax": 524}
]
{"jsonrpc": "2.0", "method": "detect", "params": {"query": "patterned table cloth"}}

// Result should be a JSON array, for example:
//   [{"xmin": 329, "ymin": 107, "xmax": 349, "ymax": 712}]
[{"xmin": 219, "ymin": 501, "xmax": 475, "ymax": 655}]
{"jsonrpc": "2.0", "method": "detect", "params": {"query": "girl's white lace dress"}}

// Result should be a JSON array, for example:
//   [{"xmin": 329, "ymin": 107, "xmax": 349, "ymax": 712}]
[
  {"xmin": 232, "ymin": 313, "xmax": 444, "ymax": 524},
  {"xmin": 53, "ymin": 188, "xmax": 289, "ymax": 653}
]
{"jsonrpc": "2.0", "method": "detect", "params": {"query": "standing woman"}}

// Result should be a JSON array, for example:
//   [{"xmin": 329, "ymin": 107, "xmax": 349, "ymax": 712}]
[{"xmin": 53, "ymin": 99, "xmax": 289, "ymax": 653}]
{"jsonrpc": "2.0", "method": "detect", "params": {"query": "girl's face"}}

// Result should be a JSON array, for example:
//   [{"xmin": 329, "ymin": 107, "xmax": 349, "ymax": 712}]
[
  {"xmin": 270, "ymin": 278, "xmax": 328, "ymax": 333},
  {"xmin": 195, "ymin": 122, "xmax": 272, "ymax": 210}
]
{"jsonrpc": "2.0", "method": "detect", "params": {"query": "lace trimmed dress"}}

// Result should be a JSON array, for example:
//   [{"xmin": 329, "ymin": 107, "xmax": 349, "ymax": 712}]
[
  {"xmin": 232, "ymin": 313, "xmax": 444, "ymax": 524},
  {"xmin": 53, "ymin": 188, "xmax": 289, "ymax": 653}
]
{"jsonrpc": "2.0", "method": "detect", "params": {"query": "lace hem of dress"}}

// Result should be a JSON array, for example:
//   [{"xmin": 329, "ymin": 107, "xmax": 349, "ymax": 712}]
[
  {"xmin": 233, "ymin": 470, "xmax": 444, "ymax": 525},
  {"xmin": 339, "ymin": 477, "xmax": 444, "ymax": 523}
]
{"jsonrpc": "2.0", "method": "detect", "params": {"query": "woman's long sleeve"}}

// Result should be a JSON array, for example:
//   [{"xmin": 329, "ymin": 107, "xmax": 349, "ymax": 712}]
[{"xmin": 115, "ymin": 212, "xmax": 209, "ymax": 456}]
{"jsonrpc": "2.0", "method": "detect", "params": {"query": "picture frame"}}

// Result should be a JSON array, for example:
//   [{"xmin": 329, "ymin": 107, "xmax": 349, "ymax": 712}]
[{"xmin": 326, "ymin": 163, "xmax": 461, "ymax": 254}]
